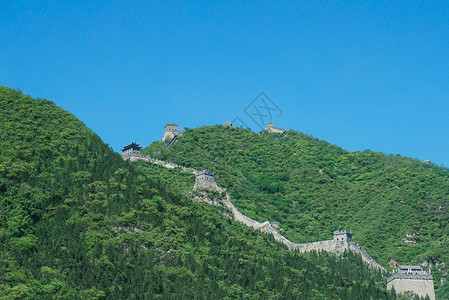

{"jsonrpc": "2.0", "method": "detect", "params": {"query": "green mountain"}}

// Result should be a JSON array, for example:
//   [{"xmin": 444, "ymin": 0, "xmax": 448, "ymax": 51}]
[
  {"xmin": 144, "ymin": 125, "xmax": 449, "ymax": 298},
  {"xmin": 0, "ymin": 87, "xmax": 403, "ymax": 298}
]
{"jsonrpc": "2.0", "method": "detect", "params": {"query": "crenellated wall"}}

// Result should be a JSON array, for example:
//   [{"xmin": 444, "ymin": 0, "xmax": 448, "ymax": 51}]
[{"xmin": 125, "ymin": 150, "xmax": 387, "ymax": 272}]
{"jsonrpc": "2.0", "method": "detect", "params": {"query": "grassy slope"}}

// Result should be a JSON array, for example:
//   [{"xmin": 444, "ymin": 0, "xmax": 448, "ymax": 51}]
[
  {"xmin": 0, "ymin": 86, "xmax": 394, "ymax": 299},
  {"xmin": 144, "ymin": 125, "xmax": 449, "ymax": 297}
]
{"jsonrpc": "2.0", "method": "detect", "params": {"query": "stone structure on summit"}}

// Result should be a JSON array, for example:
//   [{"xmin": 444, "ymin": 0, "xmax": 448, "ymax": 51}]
[
  {"xmin": 162, "ymin": 123, "xmax": 180, "ymax": 142},
  {"xmin": 194, "ymin": 170, "xmax": 219, "ymax": 191},
  {"xmin": 120, "ymin": 138, "xmax": 386, "ymax": 272},
  {"xmin": 265, "ymin": 122, "xmax": 286, "ymax": 134},
  {"xmin": 387, "ymin": 265, "xmax": 435, "ymax": 300},
  {"xmin": 333, "ymin": 230, "xmax": 352, "ymax": 242},
  {"xmin": 122, "ymin": 123, "xmax": 441, "ymax": 297},
  {"xmin": 121, "ymin": 142, "xmax": 146, "ymax": 161}
]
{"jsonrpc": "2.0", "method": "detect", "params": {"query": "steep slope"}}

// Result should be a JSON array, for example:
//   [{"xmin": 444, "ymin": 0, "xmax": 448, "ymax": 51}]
[
  {"xmin": 0, "ymin": 86, "xmax": 394, "ymax": 299},
  {"xmin": 144, "ymin": 125, "xmax": 449, "ymax": 298}
]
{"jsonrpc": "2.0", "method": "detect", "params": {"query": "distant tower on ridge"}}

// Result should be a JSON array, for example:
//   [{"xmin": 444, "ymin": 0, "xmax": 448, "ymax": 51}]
[
  {"xmin": 162, "ymin": 123, "xmax": 180, "ymax": 142},
  {"xmin": 333, "ymin": 230, "xmax": 352, "ymax": 242},
  {"xmin": 194, "ymin": 170, "xmax": 219, "ymax": 191},
  {"xmin": 265, "ymin": 122, "xmax": 286, "ymax": 134},
  {"xmin": 121, "ymin": 142, "xmax": 143, "ymax": 161}
]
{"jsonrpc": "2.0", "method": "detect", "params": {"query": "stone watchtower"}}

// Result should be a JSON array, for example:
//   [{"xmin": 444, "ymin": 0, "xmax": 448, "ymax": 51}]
[
  {"xmin": 194, "ymin": 170, "xmax": 219, "ymax": 190},
  {"xmin": 162, "ymin": 123, "xmax": 180, "ymax": 142},
  {"xmin": 265, "ymin": 122, "xmax": 286, "ymax": 134},
  {"xmin": 121, "ymin": 142, "xmax": 143, "ymax": 161},
  {"xmin": 333, "ymin": 230, "xmax": 352, "ymax": 242},
  {"xmin": 387, "ymin": 265, "xmax": 435, "ymax": 300}
]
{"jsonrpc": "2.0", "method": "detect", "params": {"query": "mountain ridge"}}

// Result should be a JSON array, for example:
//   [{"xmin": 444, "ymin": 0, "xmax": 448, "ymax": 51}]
[
  {"xmin": 1, "ymin": 86, "xmax": 400, "ymax": 298},
  {"xmin": 143, "ymin": 124, "xmax": 449, "ymax": 297},
  {"xmin": 125, "ymin": 144, "xmax": 387, "ymax": 271}
]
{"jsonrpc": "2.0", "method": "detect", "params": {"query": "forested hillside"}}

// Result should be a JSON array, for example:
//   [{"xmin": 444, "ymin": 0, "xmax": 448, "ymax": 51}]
[
  {"xmin": 0, "ymin": 87, "xmax": 403, "ymax": 299},
  {"xmin": 144, "ymin": 125, "xmax": 449, "ymax": 298}
]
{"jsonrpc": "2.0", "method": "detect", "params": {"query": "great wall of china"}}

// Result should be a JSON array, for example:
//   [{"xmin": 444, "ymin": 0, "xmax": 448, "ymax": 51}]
[
  {"xmin": 120, "ymin": 122, "xmax": 437, "ymax": 299},
  {"xmin": 122, "ymin": 141, "xmax": 387, "ymax": 272}
]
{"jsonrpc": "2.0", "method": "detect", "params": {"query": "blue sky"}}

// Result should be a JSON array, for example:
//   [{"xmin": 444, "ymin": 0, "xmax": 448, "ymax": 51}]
[{"xmin": 1, "ymin": 1, "xmax": 449, "ymax": 166}]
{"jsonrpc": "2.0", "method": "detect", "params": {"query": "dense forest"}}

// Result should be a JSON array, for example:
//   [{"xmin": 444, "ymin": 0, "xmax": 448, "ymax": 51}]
[
  {"xmin": 0, "ymin": 87, "xmax": 417, "ymax": 298},
  {"xmin": 143, "ymin": 125, "xmax": 449, "ymax": 299}
]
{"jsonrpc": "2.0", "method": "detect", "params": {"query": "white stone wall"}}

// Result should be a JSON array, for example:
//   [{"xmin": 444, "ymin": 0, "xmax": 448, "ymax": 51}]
[
  {"xmin": 266, "ymin": 127, "xmax": 285, "ymax": 134},
  {"xmin": 221, "ymin": 192, "xmax": 386, "ymax": 271},
  {"xmin": 162, "ymin": 131, "xmax": 175, "ymax": 142},
  {"xmin": 126, "ymin": 154, "xmax": 387, "ymax": 272},
  {"xmin": 387, "ymin": 278, "xmax": 435, "ymax": 300}
]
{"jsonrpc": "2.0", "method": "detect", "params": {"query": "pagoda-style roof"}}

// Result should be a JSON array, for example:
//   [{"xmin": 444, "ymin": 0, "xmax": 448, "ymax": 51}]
[{"xmin": 121, "ymin": 142, "xmax": 142, "ymax": 151}]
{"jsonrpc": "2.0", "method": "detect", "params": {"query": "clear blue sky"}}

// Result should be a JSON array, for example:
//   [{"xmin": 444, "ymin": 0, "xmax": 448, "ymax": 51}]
[{"xmin": 1, "ymin": 1, "xmax": 448, "ymax": 166}]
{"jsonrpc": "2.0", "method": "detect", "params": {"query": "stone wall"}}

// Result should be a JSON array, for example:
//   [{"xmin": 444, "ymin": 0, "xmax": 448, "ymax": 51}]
[
  {"xmin": 126, "ymin": 153, "xmax": 387, "ymax": 272},
  {"xmin": 162, "ymin": 123, "xmax": 179, "ymax": 141},
  {"xmin": 265, "ymin": 122, "xmax": 286, "ymax": 134},
  {"xmin": 220, "ymin": 192, "xmax": 386, "ymax": 271},
  {"xmin": 162, "ymin": 131, "xmax": 175, "ymax": 142},
  {"xmin": 122, "ymin": 151, "xmax": 149, "ymax": 162},
  {"xmin": 194, "ymin": 170, "xmax": 219, "ymax": 190},
  {"xmin": 124, "ymin": 152, "xmax": 195, "ymax": 173},
  {"xmin": 387, "ymin": 278, "xmax": 435, "ymax": 300}
]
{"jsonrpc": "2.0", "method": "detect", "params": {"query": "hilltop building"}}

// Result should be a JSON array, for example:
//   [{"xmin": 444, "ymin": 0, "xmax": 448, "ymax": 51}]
[
  {"xmin": 265, "ymin": 122, "xmax": 286, "ymax": 134},
  {"xmin": 333, "ymin": 230, "xmax": 352, "ymax": 242},
  {"xmin": 194, "ymin": 170, "xmax": 219, "ymax": 190},
  {"xmin": 387, "ymin": 265, "xmax": 435, "ymax": 300},
  {"xmin": 162, "ymin": 123, "xmax": 180, "ymax": 142},
  {"xmin": 121, "ymin": 142, "xmax": 144, "ymax": 161}
]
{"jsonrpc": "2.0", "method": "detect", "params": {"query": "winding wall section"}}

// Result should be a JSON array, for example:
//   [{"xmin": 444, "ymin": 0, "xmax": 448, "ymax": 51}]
[{"xmin": 127, "ymin": 153, "xmax": 386, "ymax": 272}]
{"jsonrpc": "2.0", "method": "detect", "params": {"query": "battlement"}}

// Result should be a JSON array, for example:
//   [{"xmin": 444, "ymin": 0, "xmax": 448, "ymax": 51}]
[
  {"xmin": 333, "ymin": 230, "xmax": 352, "ymax": 242},
  {"xmin": 398, "ymin": 265, "xmax": 426, "ymax": 273},
  {"xmin": 387, "ymin": 265, "xmax": 432, "ymax": 282},
  {"xmin": 194, "ymin": 170, "xmax": 219, "ymax": 190},
  {"xmin": 121, "ymin": 142, "xmax": 144, "ymax": 161},
  {"xmin": 265, "ymin": 122, "xmax": 285, "ymax": 134},
  {"xmin": 164, "ymin": 123, "xmax": 179, "ymax": 130},
  {"xmin": 387, "ymin": 265, "xmax": 435, "ymax": 300},
  {"xmin": 162, "ymin": 123, "xmax": 180, "ymax": 141},
  {"xmin": 196, "ymin": 169, "xmax": 214, "ymax": 182}
]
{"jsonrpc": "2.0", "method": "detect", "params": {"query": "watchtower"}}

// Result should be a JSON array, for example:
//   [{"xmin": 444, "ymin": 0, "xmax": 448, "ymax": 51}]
[
  {"xmin": 162, "ymin": 123, "xmax": 180, "ymax": 141},
  {"xmin": 333, "ymin": 230, "xmax": 352, "ymax": 242},
  {"xmin": 265, "ymin": 122, "xmax": 286, "ymax": 134},
  {"xmin": 387, "ymin": 265, "xmax": 435, "ymax": 300},
  {"xmin": 194, "ymin": 170, "xmax": 219, "ymax": 190},
  {"xmin": 121, "ymin": 142, "xmax": 142, "ymax": 161}
]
